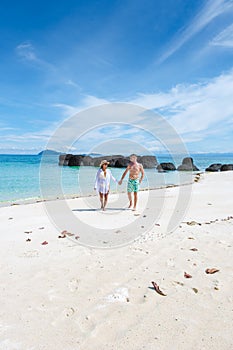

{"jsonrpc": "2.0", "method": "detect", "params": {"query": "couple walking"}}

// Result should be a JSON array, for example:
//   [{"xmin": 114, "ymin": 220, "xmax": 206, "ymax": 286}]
[{"xmin": 94, "ymin": 154, "xmax": 144, "ymax": 211}]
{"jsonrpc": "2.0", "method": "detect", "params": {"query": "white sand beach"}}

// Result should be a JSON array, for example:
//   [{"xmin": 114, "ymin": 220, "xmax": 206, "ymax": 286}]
[{"xmin": 0, "ymin": 171, "xmax": 233, "ymax": 350}]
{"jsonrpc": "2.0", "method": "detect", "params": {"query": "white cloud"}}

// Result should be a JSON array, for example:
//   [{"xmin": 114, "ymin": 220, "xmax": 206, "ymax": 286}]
[
  {"xmin": 16, "ymin": 41, "xmax": 54, "ymax": 70},
  {"xmin": 2, "ymin": 69, "xmax": 233, "ymax": 153},
  {"xmin": 53, "ymin": 95, "xmax": 109, "ymax": 116},
  {"xmin": 0, "ymin": 147, "xmax": 43, "ymax": 154},
  {"xmin": 211, "ymin": 23, "xmax": 233, "ymax": 47},
  {"xmin": 0, "ymin": 120, "xmax": 61, "ymax": 150},
  {"xmin": 65, "ymin": 79, "xmax": 82, "ymax": 89},
  {"xmin": 0, "ymin": 133, "xmax": 49, "ymax": 142},
  {"xmin": 50, "ymin": 71, "xmax": 233, "ymax": 152},
  {"xmin": 16, "ymin": 41, "xmax": 38, "ymax": 61},
  {"xmin": 158, "ymin": 0, "xmax": 233, "ymax": 63},
  {"xmin": 131, "ymin": 69, "xmax": 233, "ymax": 143},
  {"xmin": 0, "ymin": 127, "xmax": 16, "ymax": 131}
]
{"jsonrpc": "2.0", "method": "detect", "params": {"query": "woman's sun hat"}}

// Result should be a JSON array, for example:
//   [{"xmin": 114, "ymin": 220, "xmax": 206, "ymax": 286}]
[{"xmin": 100, "ymin": 159, "xmax": 110, "ymax": 167}]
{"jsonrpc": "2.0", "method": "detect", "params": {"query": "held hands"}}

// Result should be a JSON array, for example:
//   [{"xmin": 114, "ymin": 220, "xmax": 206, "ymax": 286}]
[{"xmin": 118, "ymin": 179, "xmax": 122, "ymax": 185}]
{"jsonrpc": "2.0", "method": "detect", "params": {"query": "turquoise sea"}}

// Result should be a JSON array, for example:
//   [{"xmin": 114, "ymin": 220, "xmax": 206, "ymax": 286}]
[{"xmin": 0, "ymin": 153, "xmax": 233, "ymax": 204}]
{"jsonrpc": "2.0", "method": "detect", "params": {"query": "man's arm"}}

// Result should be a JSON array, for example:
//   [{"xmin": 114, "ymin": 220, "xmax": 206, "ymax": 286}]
[
  {"xmin": 118, "ymin": 166, "xmax": 130, "ymax": 185},
  {"xmin": 139, "ymin": 164, "xmax": 144, "ymax": 183}
]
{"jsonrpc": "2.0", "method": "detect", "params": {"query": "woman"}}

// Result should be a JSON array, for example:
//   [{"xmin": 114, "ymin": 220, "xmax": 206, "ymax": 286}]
[{"xmin": 94, "ymin": 160, "xmax": 118, "ymax": 210}]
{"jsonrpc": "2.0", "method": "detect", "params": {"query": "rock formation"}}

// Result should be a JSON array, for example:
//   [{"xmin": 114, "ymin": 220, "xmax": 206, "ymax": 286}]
[
  {"xmin": 205, "ymin": 163, "xmax": 233, "ymax": 172},
  {"xmin": 59, "ymin": 154, "xmax": 157, "ymax": 168},
  {"xmin": 205, "ymin": 163, "xmax": 222, "ymax": 172},
  {"xmin": 177, "ymin": 157, "xmax": 199, "ymax": 171},
  {"xmin": 157, "ymin": 162, "xmax": 176, "ymax": 171},
  {"xmin": 220, "ymin": 164, "xmax": 233, "ymax": 171}
]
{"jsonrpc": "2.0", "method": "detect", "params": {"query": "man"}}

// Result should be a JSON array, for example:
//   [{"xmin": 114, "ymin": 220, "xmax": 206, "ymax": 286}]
[{"xmin": 118, "ymin": 154, "xmax": 144, "ymax": 211}]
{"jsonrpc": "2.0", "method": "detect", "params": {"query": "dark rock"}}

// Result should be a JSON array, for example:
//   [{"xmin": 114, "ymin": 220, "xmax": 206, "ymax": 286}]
[
  {"xmin": 93, "ymin": 155, "xmax": 124, "ymax": 167},
  {"xmin": 177, "ymin": 157, "xmax": 199, "ymax": 171},
  {"xmin": 220, "ymin": 164, "xmax": 233, "ymax": 171},
  {"xmin": 68, "ymin": 155, "xmax": 85, "ymax": 166},
  {"xmin": 59, "ymin": 154, "xmax": 73, "ymax": 166},
  {"xmin": 59, "ymin": 154, "xmax": 157, "ymax": 168},
  {"xmin": 205, "ymin": 163, "xmax": 222, "ymax": 172},
  {"xmin": 114, "ymin": 158, "xmax": 130, "ymax": 168},
  {"xmin": 82, "ymin": 156, "xmax": 94, "ymax": 166},
  {"xmin": 182, "ymin": 157, "xmax": 194, "ymax": 165},
  {"xmin": 93, "ymin": 158, "xmax": 100, "ymax": 167},
  {"xmin": 178, "ymin": 164, "xmax": 199, "ymax": 171},
  {"xmin": 137, "ymin": 155, "xmax": 158, "ymax": 168},
  {"xmin": 157, "ymin": 162, "xmax": 176, "ymax": 171}
]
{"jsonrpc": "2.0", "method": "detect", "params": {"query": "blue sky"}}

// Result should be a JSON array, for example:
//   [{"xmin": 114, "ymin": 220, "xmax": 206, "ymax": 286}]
[{"xmin": 1, "ymin": 0, "xmax": 233, "ymax": 154}]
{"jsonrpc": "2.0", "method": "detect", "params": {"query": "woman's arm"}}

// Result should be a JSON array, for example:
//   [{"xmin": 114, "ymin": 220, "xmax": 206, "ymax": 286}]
[
  {"xmin": 118, "ymin": 165, "xmax": 130, "ymax": 185},
  {"xmin": 109, "ymin": 170, "xmax": 117, "ymax": 183},
  {"xmin": 94, "ymin": 169, "xmax": 100, "ymax": 189}
]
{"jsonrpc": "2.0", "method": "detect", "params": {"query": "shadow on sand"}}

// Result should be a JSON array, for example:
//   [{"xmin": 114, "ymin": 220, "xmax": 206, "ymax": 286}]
[{"xmin": 72, "ymin": 207, "xmax": 130, "ymax": 212}]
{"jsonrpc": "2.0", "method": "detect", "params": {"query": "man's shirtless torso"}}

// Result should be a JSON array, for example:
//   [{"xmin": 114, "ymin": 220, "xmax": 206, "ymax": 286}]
[
  {"xmin": 118, "ymin": 155, "xmax": 144, "ymax": 209},
  {"xmin": 128, "ymin": 162, "xmax": 143, "ymax": 180}
]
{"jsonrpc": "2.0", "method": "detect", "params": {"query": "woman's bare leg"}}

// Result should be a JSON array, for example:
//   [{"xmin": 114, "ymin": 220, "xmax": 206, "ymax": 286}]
[
  {"xmin": 99, "ymin": 193, "xmax": 104, "ymax": 209},
  {"xmin": 103, "ymin": 193, "xmax": 109, "ymax": 210}
]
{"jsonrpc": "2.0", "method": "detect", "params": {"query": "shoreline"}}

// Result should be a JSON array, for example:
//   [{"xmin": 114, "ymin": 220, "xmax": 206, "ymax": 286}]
[
  {"xmin": 0, "ymin": 172, "xmax": 200, "ymax": 208},
  {"xmin": 0, "ymin": 182, "xmax": 196, "ymax": 208}
]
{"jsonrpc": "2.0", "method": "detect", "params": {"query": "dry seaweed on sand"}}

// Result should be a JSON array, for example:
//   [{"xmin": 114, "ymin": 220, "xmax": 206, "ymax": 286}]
[
  {"xmin": 184, "ymin": 272, "xmax": 192, "ymax": 278},
  {"xmin": 151, "ymin": 281, "xmax": 166, "ymax": 296},
  {"xmin": 205, "ymin": 268, "xmax": 219, "ymax": 274}
]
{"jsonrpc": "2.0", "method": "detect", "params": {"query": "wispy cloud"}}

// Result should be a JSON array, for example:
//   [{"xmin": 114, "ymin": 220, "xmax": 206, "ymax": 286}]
[
  {"xmin": 16, "ymin": 42, "xmax": 37, "ymax": 61},
  {"xmin": 131, "ymin": 68, "xmax": 233, "ymax": 148},
  {"xmin": 70, "ymin": 124, "xmax": 162, "ymax": 155},
  {"xmin": 211, "ymin": 23, "xmax": 233, "ymax": 47},
  {"xmin": 0, "ymin": 127, "xmax": 16, "ymax": 131},
  {"xmin": 2, "ymin": 69, "xmax": 233, "ymax": 153},
  {"xmin": 53, "ymin": 95, "xmax": 109, "ymax": 116},
  {"xmin": 158, "ymin": 0, "xmax": 233, "ymax": 63},
  {"xmin": 49, "ymin": 70, "xmax": 233, "ymax": 152},
  {"xmin": 16, "ymin": 41, "xmax": 55, "ymax": 70},
  {"xmin": 0, "ymin": 119, "xmax": 62, "ymax": 150},
  {"xmin": 65, "ymin": 79, "xmax": 82, "ymax": 89},
  {"xmin": 1, "ymin": 133, "xmax": 49, "ymax": 143}
]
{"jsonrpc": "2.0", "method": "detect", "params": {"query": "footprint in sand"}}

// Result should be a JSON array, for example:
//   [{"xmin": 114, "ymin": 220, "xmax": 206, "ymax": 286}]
[
  {"xmin": 78, "ymin": 315, "xmax": 96, "ymax": 334},
  {"xmin": 68, "ymin": 278, "xmax": 79, "ymax": 292},
  {"xmin": 167, "ymin": 258, "xmax": 175, "ymax": 267},
  {"xmin": 105, "ymin": 287, "xmax": 129, "ymax": 303},
  {"xmin": 20, "ymin": 250, "xmax": 39, "ymax": 258},
  {"xmin": 212, "ymin": 279, "xmax": 219, "ymax": 290},
  {"xmin": 48, "ymin": 289, "xmax": 62, "ymax": 301},
  {"xmin": 63, "ymin": 307, "xmax": 75, "ymax": 318},
  {"xmin": 52, "ymin": 307, "xmax": 76, "ymax": 326}
]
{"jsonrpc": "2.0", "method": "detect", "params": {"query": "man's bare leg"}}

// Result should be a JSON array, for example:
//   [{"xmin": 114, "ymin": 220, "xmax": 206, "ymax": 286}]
[
  {"xmin": 99, "ymin": 193, "xmax": 104, "ymax": 209},
  {"xmin": 128, "ymin": 192, "xmax": 132, "ymax": 208},
  {"xmin": 103, "ymin": 193, "xmax": 108, "ymax": 211},
  {"xmin": 133, "ymin": 192, "xmax": 138, "ymax": 211}
]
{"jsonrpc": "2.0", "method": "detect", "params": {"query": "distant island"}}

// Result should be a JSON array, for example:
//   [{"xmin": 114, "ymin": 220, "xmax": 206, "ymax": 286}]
[
  {"xmin": 38, "ymin": 150, "xmax": 103, "ymax": 157},
  {"xmin": 38, "ymin": 149, "xmax": 62, "ymax": 156}
]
